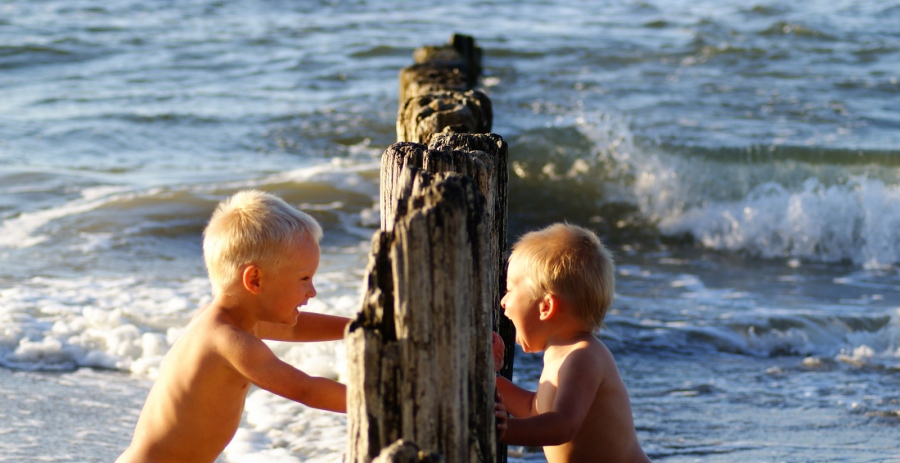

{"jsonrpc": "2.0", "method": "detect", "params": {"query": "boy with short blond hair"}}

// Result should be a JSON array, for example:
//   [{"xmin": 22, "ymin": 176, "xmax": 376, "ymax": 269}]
[
  {"xmin": 117, "ymin": 189, "xmax": 351, "ymax": 463},
  {"xmin": 494, "ymin": 223, "xmax": 650, "ymax": 463}
]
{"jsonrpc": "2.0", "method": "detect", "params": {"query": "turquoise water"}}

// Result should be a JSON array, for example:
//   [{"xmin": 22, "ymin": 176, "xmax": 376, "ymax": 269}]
[{"xmin": 1, "ymin": 1, "xmax": 899, "ymax": 461}]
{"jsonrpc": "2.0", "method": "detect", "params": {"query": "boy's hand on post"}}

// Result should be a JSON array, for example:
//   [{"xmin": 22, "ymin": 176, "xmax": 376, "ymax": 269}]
[
  {"xmin": 492, "ymin": 331, "xmax": 505, "ymax": 372},
  {"xmin": 495, "ymin": 390, "xmax": 508, "ymax": 440}
]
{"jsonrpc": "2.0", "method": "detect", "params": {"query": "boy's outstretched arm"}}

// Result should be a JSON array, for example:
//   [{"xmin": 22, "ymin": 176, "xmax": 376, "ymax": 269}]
[
  {"xmin": 258, "ymin": 312, "xmax": 351, "ymax": 342},
  {"xmin": 221, "ymin": 325, "xmax": 346, "ymax": 412},
  {"xmin": 495, "ymin": 376, "xmax": 536, "ymax": 418},
  {"xmin": 501, "ymin": 348, "xmax": 603, "ymax": 446}
]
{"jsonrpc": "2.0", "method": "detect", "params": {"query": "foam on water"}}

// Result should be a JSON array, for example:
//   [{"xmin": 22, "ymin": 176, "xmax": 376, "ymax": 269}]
[
  {"xmin": 225, "ymin": 390, "xmax": 348, "ymax": 463},
  {"xmin": 657, "ymin": 176, "xmax": 900, "ymax": 269},
  {"xmin": 0, "ymin": 275, "xmax": 209, "ymax": 373},
  {"xmin": 609, "ymin": 256, "xmax": 900, "ymax": 365}
]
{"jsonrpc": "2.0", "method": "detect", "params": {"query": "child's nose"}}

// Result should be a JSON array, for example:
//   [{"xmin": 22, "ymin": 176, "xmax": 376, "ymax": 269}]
[{"xmin": 308, "ymin": 284, "xmax": 317, "ymax": 298}]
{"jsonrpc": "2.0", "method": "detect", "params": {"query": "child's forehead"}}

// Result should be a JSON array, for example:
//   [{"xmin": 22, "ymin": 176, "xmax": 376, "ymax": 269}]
[
  {"xmin": 274, "ymin": 235, "xmax": 320, "ymax": 265},
  {"xmin": 506, "ymin": 253, "xmax": 531, "ymax": 279}
]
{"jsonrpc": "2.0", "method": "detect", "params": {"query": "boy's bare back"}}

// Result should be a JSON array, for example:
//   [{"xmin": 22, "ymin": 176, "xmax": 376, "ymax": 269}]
[
  {"xmin": 116, "ymin": 307, "xmax": 259, "ymax": 462},
  {"xmin": 537, "ymin": 336, "xmax": 649, "ymax": 463}
]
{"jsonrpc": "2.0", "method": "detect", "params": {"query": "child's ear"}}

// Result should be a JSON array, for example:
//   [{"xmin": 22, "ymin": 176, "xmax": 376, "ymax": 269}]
[
  {"xmin": 539, "ymin": 294, "xmax": 561, "ymax": 321},
  {"xmin": 242, "ymin": 265, "xmax": 262, "ymax": 294}
]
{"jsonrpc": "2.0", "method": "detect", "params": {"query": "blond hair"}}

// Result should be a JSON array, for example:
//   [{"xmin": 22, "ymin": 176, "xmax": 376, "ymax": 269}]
[
  {"xmin": 511, "ymin": 223, "xmax": 615, "ymax": 331},
  {"xmin": 203, "ymin": 190, "xmax": 322, "ymax": 293}
]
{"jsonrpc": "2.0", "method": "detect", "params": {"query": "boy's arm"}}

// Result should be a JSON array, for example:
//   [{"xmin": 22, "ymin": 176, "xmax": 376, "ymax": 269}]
[
  {"xmin": 495, "ymin": 376, "xmax": 536, "ymax": 418},
  {"xmin": 220, "ymin": 326, "xmax": 346, "ymax": 412},
  {"xmin": 258, "ymin": 312, "xmax": 351, "ymax": 342},
  {"xmin": 501, "ymin": 348, "xmax": 603, "ymax": 447}
]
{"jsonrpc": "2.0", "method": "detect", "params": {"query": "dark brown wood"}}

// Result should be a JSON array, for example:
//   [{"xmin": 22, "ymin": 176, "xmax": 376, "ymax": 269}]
[
  {"xmin": 399, "ymin": 63, "xmax": 470, "ymax": 107},
  {"xmin": 401, "ymin": 33, "xmax": 483, "ymax": 104},
  {"xmin": 397, "ymin": 34, "xmax": 491, "ymax": 145},
  {"xmin": 396, "ymin": 89, "xmax": 492, "ymax": 144},
  {"xmin": 347, "ymin": 171, "xmax": 494, "ymax": 463},
  {"xmin": 427, "ymin": 134, "xmax": 515, "ymax": 379}
]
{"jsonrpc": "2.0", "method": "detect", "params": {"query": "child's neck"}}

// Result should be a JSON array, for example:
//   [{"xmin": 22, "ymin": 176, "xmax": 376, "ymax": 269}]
[
  {"xmin": 543, "ymin": 327, "xmax": 595, "ymax": 351},
  {"xmin": 209, "ymin": 290, "xmax": 262, "ymax": 332}
]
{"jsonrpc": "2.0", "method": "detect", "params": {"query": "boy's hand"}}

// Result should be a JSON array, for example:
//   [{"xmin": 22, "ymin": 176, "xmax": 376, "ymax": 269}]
[
  {"xmin": 495, "ymin": 391, "xmax": 508, "ymax": 440},
  {"xmin": 492, "ymin": 331, "xmax": 505, "ymax": 372}
]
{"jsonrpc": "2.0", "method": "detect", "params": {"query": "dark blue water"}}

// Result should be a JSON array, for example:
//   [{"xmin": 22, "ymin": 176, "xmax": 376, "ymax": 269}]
[{"xmin": 1, "ymin": 1, "xmax": 899, "ymax": 461}]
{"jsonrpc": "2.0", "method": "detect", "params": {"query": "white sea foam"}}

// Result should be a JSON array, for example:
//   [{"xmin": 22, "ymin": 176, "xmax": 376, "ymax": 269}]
[
  {"xmin": 0, "ymin": 275, "xmax": 209, "ymax": 373},
  {"xmin": 572, "ymin": 112, "xmax": 900, "ymax": 268},
  {"xmin": 657, "ymin": 177, "xmax": 900, "ymax": 269},
  {"xmin": 224, "ymin": 389, "xmax": 347, "ymax": 463}
]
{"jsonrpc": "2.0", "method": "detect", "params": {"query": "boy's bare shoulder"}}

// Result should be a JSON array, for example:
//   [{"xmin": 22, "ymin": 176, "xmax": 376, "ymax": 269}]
[
  {"xmin": 557, "ymin": 335, "xmax": 615, "ymax": 366},
  {"xmin": 165, "ymin": 306, "xmax": 262, "ymax": 374},
  {"xmin": 191, "ymin": 305, "xmax": 256, "ymax": 343},
  {"xmin": 551, "ymin": 336, "xmax": 623, "ymax": 389}
]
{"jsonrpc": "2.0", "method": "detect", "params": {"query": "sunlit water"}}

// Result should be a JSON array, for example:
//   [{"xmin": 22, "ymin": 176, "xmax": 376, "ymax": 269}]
[{"xmin": 2, "ymin": 1, "xmax": 899, "ymax": 461}]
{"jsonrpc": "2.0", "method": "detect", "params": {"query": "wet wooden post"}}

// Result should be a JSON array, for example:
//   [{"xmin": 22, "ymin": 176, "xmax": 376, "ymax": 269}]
[
  {"xmin": 347, "ymin": 34, "xmax": 513, "ymax": 463},
  {"xmin": 346, "ymin": 169, "xmax": 492, "ymax": 463}
]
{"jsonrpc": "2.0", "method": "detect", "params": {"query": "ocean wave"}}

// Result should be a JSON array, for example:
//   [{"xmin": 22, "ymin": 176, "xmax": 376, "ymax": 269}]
[
  {"xmin": 0, "ymin": 160, "xmax": 380, "ymax": 251},
  {"xmin": 759, "ymin": 21, "xmax": 837, "ymax": 41},
  {"xmin": 657, "ymin": 176, "xmax": 900, "ymax": 268},
  {"xmin": 605, "ymin": 310, "xmax": 900, "ymax": 361},
  {"xmin": 0, "ymin": 39, "xmax": 106, "ymax": 69}
]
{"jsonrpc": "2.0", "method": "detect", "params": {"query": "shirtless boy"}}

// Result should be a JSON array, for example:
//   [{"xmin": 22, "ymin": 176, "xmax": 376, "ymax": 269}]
[
  {"xmin": 117, "ymin": 190, "xmax": 350, "ymax": 463},
  {"xmin": 494, "ymin": 223, "xmax": 650, "ymax": 463}
]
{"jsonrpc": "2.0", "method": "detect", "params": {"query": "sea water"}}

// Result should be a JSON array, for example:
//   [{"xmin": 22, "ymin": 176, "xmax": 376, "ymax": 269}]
[{"xmin": 1, "ymin": 0, "xmax": 899, "ymax": 461}]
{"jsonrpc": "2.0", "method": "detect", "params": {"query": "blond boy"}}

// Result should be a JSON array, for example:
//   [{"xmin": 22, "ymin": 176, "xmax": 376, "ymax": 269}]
[
  {"xmin": 117, "ymin": 190, "xmax": 351, "ymax": 463},
  {"xmin": 494, "ymin": 223, "xmax": 650, "ymax": 463}
]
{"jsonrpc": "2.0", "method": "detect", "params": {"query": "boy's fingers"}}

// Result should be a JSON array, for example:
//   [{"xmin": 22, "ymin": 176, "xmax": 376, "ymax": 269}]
[{"xmin": 494, "ymin": 405, "xmax": 508, "ymax": 440}]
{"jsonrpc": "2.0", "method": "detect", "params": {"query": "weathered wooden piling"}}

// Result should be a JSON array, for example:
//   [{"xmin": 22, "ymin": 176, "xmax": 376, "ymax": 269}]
[
  {"xmin": 347, "ymin": 34, "xmax": 513, "ymax": 463},
  {"xmin": 346, "ymin": 170, "xmax": 493, "ymax": 463},
  {"xmin": 396, "ymin": 90, "xmax": 492, "ymax": 145},
  {"xmin": 396, "ymin": 34, "xmax": 492, "ymax": 146}
]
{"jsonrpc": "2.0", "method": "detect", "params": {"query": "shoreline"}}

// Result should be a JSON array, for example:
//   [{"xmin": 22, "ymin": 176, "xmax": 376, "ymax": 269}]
[{"xmin": 0, "ymin": 367, "xmax": 149, "ymax": 463}]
